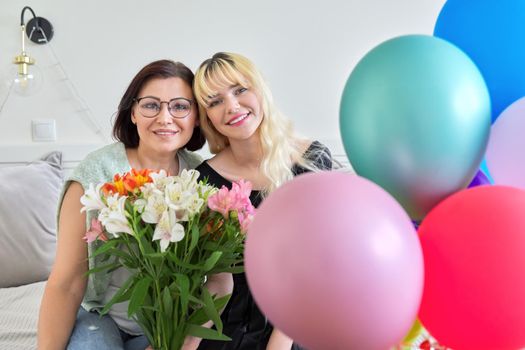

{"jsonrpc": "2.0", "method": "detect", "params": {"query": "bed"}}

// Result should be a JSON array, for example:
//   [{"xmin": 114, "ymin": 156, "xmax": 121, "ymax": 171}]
[{"xmin": 0, "ymin": 144, "xmax": 100, "ymax": 350}]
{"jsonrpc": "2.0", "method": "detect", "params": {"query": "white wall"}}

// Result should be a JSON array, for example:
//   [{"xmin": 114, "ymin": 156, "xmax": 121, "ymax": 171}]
[{"xmin": 0, "ymin": 0, "xmax": 446, "ymax": 160}]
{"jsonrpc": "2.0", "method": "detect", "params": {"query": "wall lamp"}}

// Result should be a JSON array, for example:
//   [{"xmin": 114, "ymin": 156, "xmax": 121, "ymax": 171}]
[{"xmin": 12, "ymin": 6, "xmax": 54, "ymax": 96}]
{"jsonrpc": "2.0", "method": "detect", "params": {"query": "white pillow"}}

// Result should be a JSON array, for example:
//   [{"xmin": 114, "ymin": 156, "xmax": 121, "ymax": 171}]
[{"xmin": 0, "ymin": 152, "xmax": 63, "ymax": 287}]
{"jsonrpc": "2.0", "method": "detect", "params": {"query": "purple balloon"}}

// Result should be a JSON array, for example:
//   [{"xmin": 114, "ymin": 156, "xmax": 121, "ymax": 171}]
[
  {"xmin": 468, "ymin": 169, "xmax": 491, "ymax": 188},
  {"xmin": 486, "ymin": 96, "xmax": 525, "ymax": 189}
]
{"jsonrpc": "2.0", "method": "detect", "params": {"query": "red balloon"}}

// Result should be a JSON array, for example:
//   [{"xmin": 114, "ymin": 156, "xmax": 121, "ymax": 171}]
[{"xmin": 418, "ymin": 185, "xmax": 525, "ymax": 350}]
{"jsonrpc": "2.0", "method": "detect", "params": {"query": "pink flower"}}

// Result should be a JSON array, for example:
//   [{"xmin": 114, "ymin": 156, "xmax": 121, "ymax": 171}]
[
  {"xmin": 238, "ymin": 210, "xmax": 254, "ymax": 233},
  {"xmin": 230, "ymin": 180, "xmax": 253, "ymax": 211},
  {"xmin": 232, "ymin": 179, "xmax": 252, "ymax": 199},
  {"xmin": 207, "ymin": 180, "xmax": 255, "ymax": 232},
  {"xmin": 83, "ymin": 218, "xmax": 106, "ymax": 243},
  {"xmin": 207, "ymin": 186, "xmax": 234, "ymax": 218}
]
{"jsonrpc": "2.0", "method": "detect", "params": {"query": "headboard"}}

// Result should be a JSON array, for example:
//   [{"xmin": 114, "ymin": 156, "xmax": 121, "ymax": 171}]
[{"xmin": 0, "ymin": 142, "xmax": 354, "ymax": 174}]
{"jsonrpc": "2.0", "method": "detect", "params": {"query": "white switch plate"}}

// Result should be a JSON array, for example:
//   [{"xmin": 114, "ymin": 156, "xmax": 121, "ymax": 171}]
[{"xmin": 32, "ymin": 119, "xmax": 57, "ymax": 142}]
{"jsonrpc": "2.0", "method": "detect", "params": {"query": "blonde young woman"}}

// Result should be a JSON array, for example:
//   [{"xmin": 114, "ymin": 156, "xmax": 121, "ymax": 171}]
[{"xmin": 191, "ymin": 52, "xmax": 332, "ymax": 350}]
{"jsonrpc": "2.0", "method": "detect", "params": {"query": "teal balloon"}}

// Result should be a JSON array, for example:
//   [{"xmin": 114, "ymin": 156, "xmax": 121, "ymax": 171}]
[{"xmin": 340, "ymin": 35, "xmax": 491, "ymax": 220}]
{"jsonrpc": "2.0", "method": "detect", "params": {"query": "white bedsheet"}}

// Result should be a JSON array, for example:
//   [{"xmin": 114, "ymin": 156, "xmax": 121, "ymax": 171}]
[{"xmin": 0, "ymin": 281, "xmax": 45, "ymax": 350}]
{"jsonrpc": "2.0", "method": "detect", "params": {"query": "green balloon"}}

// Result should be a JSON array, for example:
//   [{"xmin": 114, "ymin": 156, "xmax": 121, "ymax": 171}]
[{"xmin": 340, "ymin": 35, "xmax": 491, "ymax": 220}]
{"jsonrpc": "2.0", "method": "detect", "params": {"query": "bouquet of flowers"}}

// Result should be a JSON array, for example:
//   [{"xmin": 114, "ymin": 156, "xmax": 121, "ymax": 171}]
[{"xmin": 80, "ymin": 168, "xmax": 254, "ymax": 350}]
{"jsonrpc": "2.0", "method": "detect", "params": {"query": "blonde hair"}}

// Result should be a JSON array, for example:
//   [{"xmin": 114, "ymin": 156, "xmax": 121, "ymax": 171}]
[{"xmin": 194, "ymin": 52, "xmax": 313, "ymax": 195}]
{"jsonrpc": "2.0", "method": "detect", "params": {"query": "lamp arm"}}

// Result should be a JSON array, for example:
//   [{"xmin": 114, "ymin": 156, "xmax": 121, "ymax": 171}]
[
  {"xmin": 20, "ymin": 6, "xmax": 37, "ymax": 26},
  {"xmin": 19, "ymin": 6, "xmax": 38, "ymax": 53}
]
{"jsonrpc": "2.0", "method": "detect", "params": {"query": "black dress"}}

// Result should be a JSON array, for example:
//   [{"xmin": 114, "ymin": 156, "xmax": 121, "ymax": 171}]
[{"xmin": 196, "ymin": 141, "xmax": 332, "ymax": 350}]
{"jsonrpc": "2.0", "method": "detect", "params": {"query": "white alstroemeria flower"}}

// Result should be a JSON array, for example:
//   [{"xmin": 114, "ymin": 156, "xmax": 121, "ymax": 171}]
[
  {"xmin": 134, "ymin": 198, "xmax": 147, "ymax": 213},
  {"xmin": 140, "ymin": 182, "xmax": 163, "ymax": 200},
  {"xmin": 149, "ymin": 170, "xmax": 175, "ymax": 192},
  {"xmin": 150, "ymin": 169, "xmax": 168, "ymax": 181},
  {"xmin": 98, "ymin": 194, "xmax": 132, "ymax": 236},
  {"xmin": 186, "ymin": 194, "xmax": 205, "ymax": 216},
  {"xmin": 170, "ymin": 194, "xmax": 204, "ymax": 222},
  {"xmin": 164, "ymin": 182, "xmax": 200, "ymax": 220},
  {"xmin": 141, "ymin": 192, "xmax": 167, "ymax": 224},
  {"xmin": 164, "ymin": 182, "xmax": 185, "ymax": 205},
  {"xmin": 152, "ymin": 209, "xmax": 185, "ymax": 252},
  {"xmin": 175, "ymin": 169, "xmax": 200, "ymax": 191},
  {"xmin": 80, "ymin": 183, "xmax": 106, "ymax": 212},
  {"xmin": 103, "ymin": 210, "xmax": 133, "ymax": 236},
  {"xmin": 199, "ymin": 183, "xmax": 218, "ymax": 199}
]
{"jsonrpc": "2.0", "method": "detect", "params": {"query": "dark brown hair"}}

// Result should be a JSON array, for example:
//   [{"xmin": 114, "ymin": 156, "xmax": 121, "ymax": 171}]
[{"xmin": 112, "ymin": 60, "xmax": 205, "ymax": 151}]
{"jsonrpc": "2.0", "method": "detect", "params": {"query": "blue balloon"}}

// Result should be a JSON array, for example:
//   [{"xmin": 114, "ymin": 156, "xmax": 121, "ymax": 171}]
[
  {"xmin": 340, "ymin": 35, "xmax": 491, "ymax": 220},
  {"xmin": 434, "ymin": 1, "xmax": 525, "ymax": 122}
]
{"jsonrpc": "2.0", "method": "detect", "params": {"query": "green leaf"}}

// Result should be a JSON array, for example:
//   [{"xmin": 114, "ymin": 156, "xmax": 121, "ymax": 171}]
[
  {"xmin": 189, "ymin": 223, "xmax": 199, "ymax": 252},
  {"xmin": 134, "ymin": 310, "xmax": 154, "ymax": 343},
  {"xmin": 166, "ymin": 254, "xmax": 203, "ymax": 271},
  {"xmin": 187, "ymin": 294, "xmax": 202, "ymax": 304},
  {"xmin": 85, "ymin": 262, "xmax": 121, "ymax": 276},
  {"xmin": 161, "ymin": 286, "xmax": 173, "ymax": 321},
  {"xmin": 202, "ymin": 251, "xmax": 223, "ymax": 272},
  {"xmin": 174, "ymin": 273, "xmax": 190, "ymax": 316},
  {"xmin": 91, "ymin": 240, "xmax": 119, "ymax": 258},
  {"xmin": 214, "ymin": 293, "xmax": 232, "ymax": 312},
  {"xmin": 201, "ymin": 287, "xmax": 223, "ymax": 334},
  {"xmin": 186, "ymin": 293, "xmax": 230, "ymax": 326},
  {"xmin": 100, "ymin": 273, "xmax": 136, "ymax": 315},
  {"xmin": 202, "ymin": 241, "xmax": 221, "ymax": 251},
  {"xmin": 143, "ymin": 252, "xmax": 165, "ymax": 259},
  {"xmin": 185, "ymin": 324, "xmax": 231, "ymax": 341},
  {"xmin": 128, "ymin": 276, "xmax": 152, "ymax": 317},
  {"xmin": 210, "ymin": 265, "xmax": 245, "ymax": 274},
  {"xmin": 187, "ymin": 304, "xmax": 208, "ymax": 326},
  {"xmin": 140, "ymin": 234, "xmax": 155, "ymax": 255},
  {"xmin": 106, "ymin": 249, "xmax": 136, "ymax": 267}
]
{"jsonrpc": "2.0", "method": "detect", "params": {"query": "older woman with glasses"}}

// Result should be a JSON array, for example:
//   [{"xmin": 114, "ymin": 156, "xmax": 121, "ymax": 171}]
[{"xmin": 38, "ymin": 60, "xmax": 231, "ymax": 350}]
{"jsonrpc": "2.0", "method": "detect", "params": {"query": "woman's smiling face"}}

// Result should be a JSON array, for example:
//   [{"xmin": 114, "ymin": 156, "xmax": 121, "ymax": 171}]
[
  {"xmin": 131, "ymin": 77, "xmax": 197, "ymax": 156},
  {"xmin": 204, "ymin": 79, "xmax": 262, "ymax": 142}
]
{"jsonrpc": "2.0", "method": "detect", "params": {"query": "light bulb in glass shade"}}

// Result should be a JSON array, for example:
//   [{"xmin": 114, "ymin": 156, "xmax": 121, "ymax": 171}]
[{"xmin": 12, "ymin": 53, "xmax": 43, "ymax": 96}]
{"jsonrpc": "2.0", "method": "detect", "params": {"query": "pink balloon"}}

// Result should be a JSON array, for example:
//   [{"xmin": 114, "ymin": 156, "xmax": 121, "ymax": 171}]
[
  {"xmin": 245, "ymin": 172, "xmax": 424, "ymax": 350},
  {"xmin": 486, "ymin": 96, "xmax": 525, "ymax": 188}
]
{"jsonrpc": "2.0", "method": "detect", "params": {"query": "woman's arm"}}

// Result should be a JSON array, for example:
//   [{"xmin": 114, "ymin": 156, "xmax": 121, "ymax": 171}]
[
  {"xmin": 38, "ymin": 182, "xmax": 89, "ymax": 350},
  {"xmin": 267, "ymin": 328, "xmax": 294, "ymax": 350}
]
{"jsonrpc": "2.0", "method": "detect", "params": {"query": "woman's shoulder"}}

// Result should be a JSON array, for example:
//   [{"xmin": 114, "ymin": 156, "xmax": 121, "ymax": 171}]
[
  {"xmin": 178, "ymin": 148, "xmax": 204, "ymax": 169},
  {"xmin": 302, "ymin": 140, "xmax": 332, "ymax": 170},
  {"xmin": 196, "ymin": 158, "xmax": 219, "ymax": 178},
  {"xmin": 306, "ymin": 140, "xmax": 330, "ymax": 153},
  {"xmin": 69, "ymin": 142, "xmax": 128, "ymax": 188},
  {"xmin": 83, "ymin": 142, "xmax": 125, "ymax": 161},
  {"xmin": 195, "ymin": 159, "xmax": 211, "ymax": 173},
  {"xmin": 195, "ymin": 157, "xmax": 234, "ymax": 189}
]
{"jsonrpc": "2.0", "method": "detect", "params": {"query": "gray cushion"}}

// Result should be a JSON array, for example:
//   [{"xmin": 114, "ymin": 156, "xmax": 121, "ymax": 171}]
[{"xmin": 0, "ymin": 152, "xmax": 63, "ymax": 287}]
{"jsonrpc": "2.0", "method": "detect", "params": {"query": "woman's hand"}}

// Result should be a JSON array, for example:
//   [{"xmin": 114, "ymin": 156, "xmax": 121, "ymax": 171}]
[
  {"xmin": 144, "ymin": 333, "xmax": 202, "ymax": 350},
  {"xmin": 206, "ymin": 272, "xmax": 233, "ymax": 298},
  {"xmin": 266, "ymin": 328, "xmax": 293, "ymax": 350},
  {"xmin": 181, "ymin": 335, "xmax": 202, "ymax": 350}
]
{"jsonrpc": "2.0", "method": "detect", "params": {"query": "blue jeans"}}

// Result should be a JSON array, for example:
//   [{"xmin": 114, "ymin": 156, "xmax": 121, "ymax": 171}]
[{"xmin": 67, "ymin": 306, "xmax": 150, "ymax": 350}]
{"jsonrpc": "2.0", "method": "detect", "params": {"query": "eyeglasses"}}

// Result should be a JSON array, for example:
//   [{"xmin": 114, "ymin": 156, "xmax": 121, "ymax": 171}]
[{"xmin": 133, "ymin": 96, "xmax": 193, "ymax": 119}]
